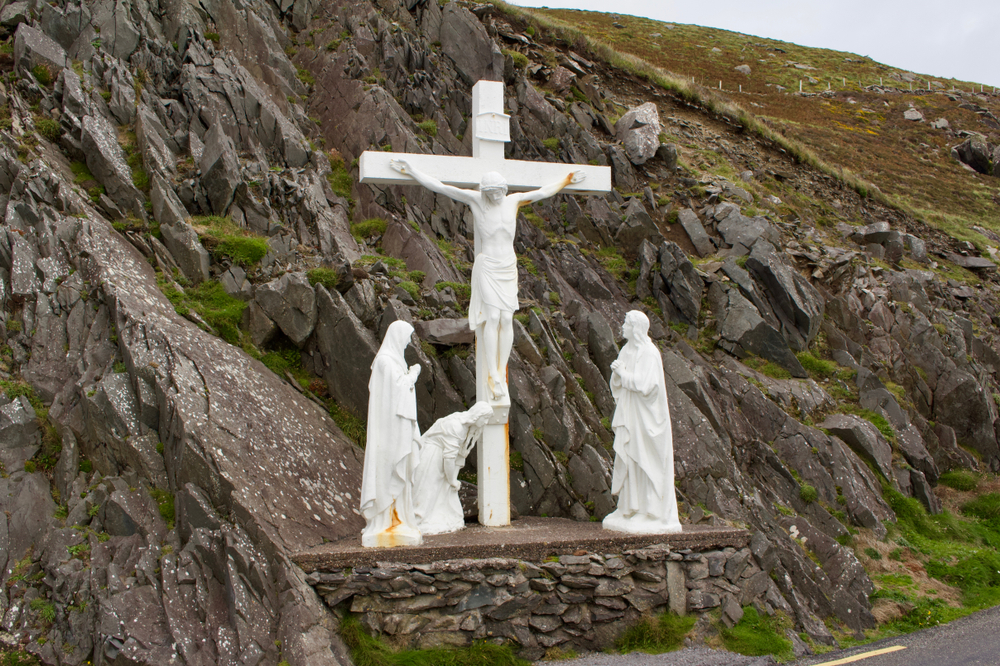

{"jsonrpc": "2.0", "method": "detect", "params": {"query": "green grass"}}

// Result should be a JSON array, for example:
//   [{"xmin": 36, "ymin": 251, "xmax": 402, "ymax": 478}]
[
  {"xmin": 35, "ymin": 117, "xmax": 61, "ymax": 142},
  {"xmin": 351, "ymin": 218, "xmax": 388, "ymax": 241},
  {"xmin": 261, "ymin": 345, "xmax": 303, "ymax": 378},
  {"xmin": 398, "ymin": 280, "xmax": 420, "ymax": 301},
  {"xmin": 795, "ymin": 351, "xmax": 837, "ymax": 378},
  {"xmin": 743, "ymin": 356, "xmax": 792, "ymax": 380},
  {"xmin": 329, "ymin": 400, "xmax": 366, "ymax": 446},
  {"xmin": 799, "ymin": 484, "xmax": 818, "ymax": 504},
  {"xmin": 962, "ymin": 493, "xmax": 1000, "ymax": 523},
  {"xmin": 31, "ymin": 64, "xmax": 52, "ymax": 86},
  {"xmin": 616, "ymin": 612, "xmax": 695, "ymax": 654},
  {"xmin": 417, "ymin": 119, "xmax": 438, "ymax": 137},
  {"xmin": 193, "ymin": 216, "xmax": 270, "ymax": 268},
  {"xmin": 149, "ymin": 488, "xmax": 175, "ymax": 529},
  {"xmin": 307, "ymin": 267, "xmax": 340, "ymax": 291},
  {"xmin": 340, "ymin": 614, "xmax": 530, "ymax": 666},
  {"xmin": 159, "ymin": 277, "xmax": 247, "ymax": 345},
  {"xmin": 939, "ymin": 470, "xmax": 980, "ymax": 492},
  {"xmin": 719, "ymin": 607, "xmax": 793, "ymax": 661},
  {"xmin": 29, "ymin": 597, "xmax": 56, "ymax": 623},
  {"xmin": 297, "ymin": 68, "xmax": 316, "ymax": 86},
  {"xmin": 326, "ymin": 152, "xmax": 354, "ymax": 209},
  {"xmin": 840, "ymin": 404, "xmax": 895, "ymax": 442},
  {"xmin": 70, "ymin": 160, "xmax": 95, "ymax": 184},
  {"xmin": 0, "ymin": 648, "xmax": 42, "ymax": 665},
  {"xmin": 542, "ymin": 137, "xmax": 560, "ymax": 152},
  {"xmin": 435, "ymin": 281, "xmax": 472, "ymax": 300}
]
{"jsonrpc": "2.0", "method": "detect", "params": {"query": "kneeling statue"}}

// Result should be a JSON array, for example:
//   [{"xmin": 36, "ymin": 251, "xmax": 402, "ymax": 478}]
[{"xmin": 412, "ymin": 402, "xmax": 493, "ymax": 535}]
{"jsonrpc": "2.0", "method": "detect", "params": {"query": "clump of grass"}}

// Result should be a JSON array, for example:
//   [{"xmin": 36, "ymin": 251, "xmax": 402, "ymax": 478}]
[
  {"xmin": 435, "ymin": 281, "xmax": 472, "ymax": 300},
  {"xmin": 795, "ymin": 351, "xmax": 837, "ymax": 378},
  {"xmin": 510, "ymin": 451, "xmax": 524, "ymax": 471},
  {"xmin": 595, "ymin": 246, "xmax": 628, "ymax": 278},
  {"xmin": 328, "ymin": 400, "xmax": 366, "ymax": 446},
  {"xmin": 159, "ymin": 276, "xmax": 247, "ymax": 345},
  {"xmin": 719, "ymin": 607, "xmax": 793, "ymax": 660},
  {"xmin": 616, "ymin": 612, "xmax": 695, "ymax": 654},
  {"xmin": 503, "ymin": 49, "xmax": 528, "ymax": 69},
  {"xmin": 204, "ymin": 32, "xmax": 220, "ymax": 43},
  {"xmin": 799, "ymin": 484, "xmax": 818, "ymax": 504},
  {"xmin": 839, "ymin": 404, "xmax": 895, "ymax": 442},
  {"xmin": 351, "ymin": 218, "xmax": 388, "ymax": 241},
  {"xmin": 193, "ymin": 216, "xmax": 270, "ymax": 268},
  {"xmin": 542, "ymin": 137, "xmax": 560, "ymax": 152},
  {"xmin": 939, "ymin": 470, "xmax": 980, "ymax": 492},
  {"xmin": 340, "ymin": 614, "xmax": 530, "ymax": 666},
  {"xmin": 962, "ymin": 493, "xmax": 1000, "ymax": 524},
  {"xmin": 743, "ymin": 356, "xmax": 792, "ymax": 380},
  {"xmin": 149, "ymin": 488, "xmax": 175, "ymax": 529},
  {"xmin": 35, "ymin": 117, "xmax": 61, "ymax": 142},
  {"xmin": 297, "ymin": 68, "xmax": 315, "ymax": 86},
  {"xmin": 30, "ymin": 597, "xmax": 56, "ymax": 623},
  {"xmin": 31, "ymin": 64, "xmax": 53, "ymax": 86},
  {"xmin": 417, "ymin": 119, "xmax": 438, "ymax": 137},
  {"xmin": 261, "ymin": 345, "xmax": 302, "ymax": 378},
  {"xmin": 327, "ymin": 150, "xmax": 354, "ymax": 208},
  {"xmin": 398, "ymin": 280, "xmax": 420, "ymax": 301},
  {"xmin": 307, "ymin": 268, "xmax": 339, "ymax": 291}
]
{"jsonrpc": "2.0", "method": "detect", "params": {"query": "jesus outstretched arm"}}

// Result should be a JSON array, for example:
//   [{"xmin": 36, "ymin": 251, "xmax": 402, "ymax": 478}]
[{"xmin": 389, "ymin": 159, "xmax": 479, "ymax": 207}]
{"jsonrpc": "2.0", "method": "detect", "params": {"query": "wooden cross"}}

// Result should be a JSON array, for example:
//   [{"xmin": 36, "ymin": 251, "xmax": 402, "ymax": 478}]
[{"xmin": 359, "ymin": 81, "xmax": 611, "ymax": 527}]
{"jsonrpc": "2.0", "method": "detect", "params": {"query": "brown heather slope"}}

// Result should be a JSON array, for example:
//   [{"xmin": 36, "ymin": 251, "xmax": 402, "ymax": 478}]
[{"xmin": 528, "ymin": 8, "xmax": 1000, "ymax": 245}]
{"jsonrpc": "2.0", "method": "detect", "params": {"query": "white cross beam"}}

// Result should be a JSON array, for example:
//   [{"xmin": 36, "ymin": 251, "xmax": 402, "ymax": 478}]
[
  {"xmin": 359, "ymin": 82, "xmax": 612, "ymax": 195},
  {"xmin": 359, "ymin": 81, "xmax": 611, "ymax": 528}
]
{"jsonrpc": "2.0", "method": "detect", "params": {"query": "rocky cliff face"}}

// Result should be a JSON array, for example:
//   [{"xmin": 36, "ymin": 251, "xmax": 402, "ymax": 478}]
[{"xmin": 0, "ymin": 0, "xmax": 998, "ymax": 663}]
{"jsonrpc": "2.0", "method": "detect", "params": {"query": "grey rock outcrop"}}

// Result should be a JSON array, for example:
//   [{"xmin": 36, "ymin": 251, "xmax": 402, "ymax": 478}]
[
  {"xmin": 951, "ymin": 135, "xmax": 993, "ymax": 175},
  {"xmin": 746, "ymin": 240, "xmax": 824, "ymax": 351},
  {"xmin": 199, "ymin": 123, "xmax": 242, "ymax": 215},
  {"xmin": 255, "ymin": 272, "xmax": 318, "ymax": 346},
  {"xmin": 615, "ymin": 102, "xmax": 661, "ymax": 165},
  {"xmin": 439, "ymin": 3, "xmax": 504, "ymax": 85}
]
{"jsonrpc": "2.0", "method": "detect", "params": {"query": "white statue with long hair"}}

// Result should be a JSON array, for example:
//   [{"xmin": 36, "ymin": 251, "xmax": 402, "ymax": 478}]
[
  {"xmin": 603, "ymin": 310, "xmax": 682, "ymax": 534},
  {"xmin": 388, "ymin": 160, "xmax": 583, "ymax": 400},
  {"xmin": 360, "ymin": 321, "xmax": 423, "ymax": 547},
  {"xmin": 412, "ymin": 402, "xmax": 493, "ymax": 535}
]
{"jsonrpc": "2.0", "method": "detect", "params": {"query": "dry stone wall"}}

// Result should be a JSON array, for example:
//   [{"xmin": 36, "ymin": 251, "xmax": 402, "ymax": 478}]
[{"xmin": 309, "ymin": 540, "xmax": 768, "ymax": 660}]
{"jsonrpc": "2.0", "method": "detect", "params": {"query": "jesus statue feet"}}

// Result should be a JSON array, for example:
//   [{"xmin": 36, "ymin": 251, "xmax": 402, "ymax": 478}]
[{"xmin": 487, "ymin": 374, "xmax": 508, "ymax": 401}]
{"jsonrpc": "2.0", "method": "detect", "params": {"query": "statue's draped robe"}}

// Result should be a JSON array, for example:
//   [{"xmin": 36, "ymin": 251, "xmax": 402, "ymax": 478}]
[
  {"xmin": 360, "ymin": 323, "xmax": 422, "ymax": 546},
  {"xmin": 468, "ymin": 253, "xmax": 518, "ymax": 329},
  {"xmin": 412, "ymin": 413, "xmax": 470, "ymax": 535},
  {"xmin": 607, "ymin": 334, "xmax": 681, "ymax": 533}
]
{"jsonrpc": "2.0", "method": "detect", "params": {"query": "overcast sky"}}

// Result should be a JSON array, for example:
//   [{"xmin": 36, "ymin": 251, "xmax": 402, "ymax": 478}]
[{"xmin": 508, "ymin": 0, "xmax": 1000, "ymax": 89}]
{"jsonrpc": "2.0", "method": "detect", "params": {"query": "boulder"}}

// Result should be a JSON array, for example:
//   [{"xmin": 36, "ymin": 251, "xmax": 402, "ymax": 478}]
[
  {"xmin": 414, "ymin": 318, "xmax": 475, "ymax": 345},
  {"xmin": 199, "ymin": 122, "xmax": 241, "ymax": 215},
  {"xmin": 896, "ymin": 424, "xmax": 939, "ymax": 482},
  {"xmin": 656, "ymin": 143, "xmax": 678, "ymax": 170},
  {"xmin": 734, "ymin": 64, "xmax": 751, "ymax": 76},
  {"xmin": 606, "ymin": 144, "xmax": 640, "ymax": 192},
  {"xmin": 255, "ymin": 273, "xmax": 318, "ymax": 346},
  {"xmin": 81, "ymin": 113, "xmax": 146, "ymax": 217},
  {"xmin": 909, "ymin": 469, "xmax": 941, "ymax": 514},
  {"xmin": 153, "ymin": 177, "xmax": 210, "ymax": 284},
  {"xmin": 615, "ymin": 198, "xmax": 662, "ymax": 254},
  {"xmin": 0, "ymin": 2, "xmax": 29, "ymax": 30},
  {"xmin": 659, "ymin": 242, "xmax": 703, "ymax": 324},
  {"xmin": 677, "ymin": 208, "xmax": 714, "ymax": 257},
  {"xmin": 903, "ymin": 108, "xmax": 924, "ymax": 121},
  {"xmin": 312, "ymin": 285, "xmax": 379, "ymax": 418},
  {"xmin": 0, "ymin": 396, "xmax": 40, "ymax": 471},
  {"xmin": 849, "ymin": 221, "xmax": 891, "ymax": 245},
  {"xmin": 951, "ymin": 136, "xmax": 992, "ymax": 175},
  {"xmin": 746, "ymin": 240, "xmax": 824, "ymax": 351},
  {"xmin": 614, "ymin": 102, "xmax": 661, "ymax": 166},
  {"xmin": 245, "ymin": 300, "xmax": 278, "ymax": 348},
  {"xmin": 932, "ymin": 368, "xmax": 999, "ymax": 465},
  {"xmin": 587, "ymin": 311, "xmax": 618, "ymax": 382},
  {"xmin": 439, "ymin": 3, "xmax": 504, "ymax": 85},
  {"xmin": 13, "ymin": 24, "xmax": 66, "ymax": 78},
  {"xmin": 717, "ymin": 213, "xmax": 777, "ymax": 255},
  {"xmin": 819, "ymin": 414, "xmax": 894, "ymax": 481},
  {"xmin": 710, "ymin": 283, "xmax": 806, "ymax": 378}
]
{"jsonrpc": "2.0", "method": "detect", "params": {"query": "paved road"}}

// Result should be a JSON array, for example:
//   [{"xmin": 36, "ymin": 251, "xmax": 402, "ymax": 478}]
[
  {"xmin": 538, "ymin": 605, "xmax": 1000, "ymax": 666},
  {"xmin": 794, "ymin": 604, "xmax": 1000, "ymax": 666}
]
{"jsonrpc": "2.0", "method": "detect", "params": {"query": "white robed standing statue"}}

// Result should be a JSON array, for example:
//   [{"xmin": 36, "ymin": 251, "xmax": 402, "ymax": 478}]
[
  {"xmin": 412, "ymin": 402, "xmax": 493, "ymax": 535},
  {"xmin": 360, "ymin": 321, "xmax": 423, "ymax": 547},
  {"xmin": 603, "ymin": 310, "xmax": 682, "ymax": 534}
]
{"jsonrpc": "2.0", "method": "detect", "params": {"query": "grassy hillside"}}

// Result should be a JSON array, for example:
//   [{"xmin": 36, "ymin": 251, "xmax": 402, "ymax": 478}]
[{"xmin": 524, "ymin": 8, "xmax": 1000, "ymax": 245}]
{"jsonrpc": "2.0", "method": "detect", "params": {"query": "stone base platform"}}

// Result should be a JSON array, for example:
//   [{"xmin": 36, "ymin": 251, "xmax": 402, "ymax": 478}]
[
  {"xmin": 293, "ymin": 517, "xmax": 749, "ymax": 571},
  {"xmin": 294, "ymin": 519, "xmax": 761, "ymax": 659}
]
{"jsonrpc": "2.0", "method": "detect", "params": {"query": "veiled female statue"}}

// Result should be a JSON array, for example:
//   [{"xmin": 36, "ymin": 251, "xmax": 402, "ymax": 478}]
[{"xmin": 360, "ymin": 321, "xmax": 423, "ymax": 547}]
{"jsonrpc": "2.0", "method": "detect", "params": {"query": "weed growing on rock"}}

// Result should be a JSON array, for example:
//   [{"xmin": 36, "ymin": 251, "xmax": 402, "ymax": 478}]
[
  {"xmin": 149, "ymin": 488, "xmax": 175, "ymax": 529},
  {"xmin": 328, "ymin": 400, "xmax": 366, "ymax": 446},
  {"xmin": 159, "ymin": 275, "xmax": 247, "ymax": 345},
  {"xmin": 340, "ymin": 614, "xmax": 530, "ymax": 666},
  {"xmin": 799, "ymin": 484, "xmax": 818, "ymax": 504},
  {"xmin": 435, "ymin": 281, "xmax": 471, "ymax": 301},
  {"xmin": 193, "ymin": 216, "xmax": 270, "ymax": 268},
  {"xmin": 542, "ymin": 137, "xmax": 560, "ymax": 152},
  {"xmin": 795, "ymin": 351, "xmax": 837, "ymax": 378},
  {"xmin": 351, "ymin": 218, "xmax": 387, "ymax": 241},
  {"xmin": 30, "ymin": 64, "xmax": 52, "ymax": 87},
  {"xmin": 417, "ymin": 119, "xmax": 437, "ymax": 137},
  {"xmin": 719, "ymin": 607, "xmax": 793, "ymax": 660},
  {"xmin": 616, "ymin": 611, "xmax": 695, "ymax": 654},
  {"xmin": 306, "ymin": 268, "xmax": 339, "ymax": 291},
  {"xmin": 34, "ymin": 117, "xmax": 60, "ymax": 142},
  {"xmin": 29, "ymin": 597, "xmax": 55, "ymax": 623},
  {"xmin": 743, "ymin": 356, "xmax": 792, "ymax": 380}
]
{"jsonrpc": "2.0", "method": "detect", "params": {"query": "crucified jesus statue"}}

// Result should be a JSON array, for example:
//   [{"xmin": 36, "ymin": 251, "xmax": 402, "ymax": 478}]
[{"xmin": 390, "ymin": 159, "xmax": 584, "ymax": 399}]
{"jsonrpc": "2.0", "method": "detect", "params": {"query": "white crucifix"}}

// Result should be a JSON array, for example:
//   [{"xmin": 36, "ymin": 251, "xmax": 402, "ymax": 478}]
[{"xmin": 359, "ymin": 80, "xmax": 611, "ymax": 527}]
